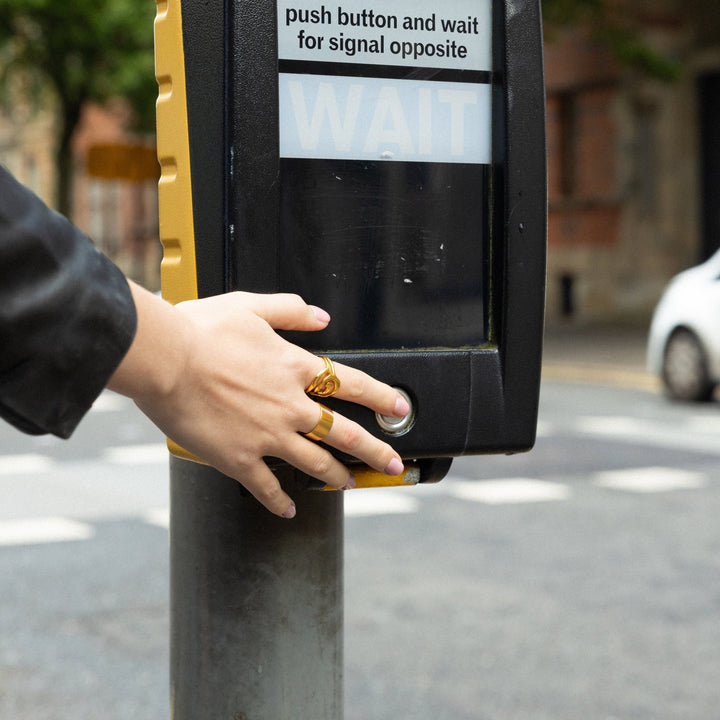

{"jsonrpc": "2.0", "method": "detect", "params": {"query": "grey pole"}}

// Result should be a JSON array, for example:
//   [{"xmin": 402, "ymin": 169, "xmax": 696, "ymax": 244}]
[{"xmin": 169, "ymin": 456, "xmax": 343, "ymax": 719}]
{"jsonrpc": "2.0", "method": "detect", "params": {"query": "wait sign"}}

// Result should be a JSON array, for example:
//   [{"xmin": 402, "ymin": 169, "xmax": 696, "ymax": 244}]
[{"xmin": 279, "ymin": 74, "xmax": 490, "ymax": 163}]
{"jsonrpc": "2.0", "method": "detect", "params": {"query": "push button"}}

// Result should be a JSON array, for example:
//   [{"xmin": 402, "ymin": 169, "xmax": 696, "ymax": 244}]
[{"xmin": 375, "ymin": 388, "xmax": 415, "ymax": 436}]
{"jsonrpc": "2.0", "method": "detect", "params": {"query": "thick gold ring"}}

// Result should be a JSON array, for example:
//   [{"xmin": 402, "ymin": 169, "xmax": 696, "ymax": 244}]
[
  {"xmin": 305, "ymin": 356, "xmax": 341, "ymax": 398},
  {"xmin": 304, "ymin": 403, "xmax": 334, "ymax": 442}
]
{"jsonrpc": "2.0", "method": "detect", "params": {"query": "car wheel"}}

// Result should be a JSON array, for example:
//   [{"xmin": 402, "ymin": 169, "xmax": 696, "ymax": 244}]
[{"xmin": 662, "ymin": 328, "xmax": 714, "ymax": 402}]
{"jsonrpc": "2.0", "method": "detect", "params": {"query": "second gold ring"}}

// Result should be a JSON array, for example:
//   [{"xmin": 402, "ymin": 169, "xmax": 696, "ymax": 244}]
[{"xmin": 304, "ymin": 403, "xmax": 334, "ymax": 442}]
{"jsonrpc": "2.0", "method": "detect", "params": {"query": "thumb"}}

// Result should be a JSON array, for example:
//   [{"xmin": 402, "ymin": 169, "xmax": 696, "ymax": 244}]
[{"xmin": 242, "ymin": 292, "xmax": 331, "ymax": 331}]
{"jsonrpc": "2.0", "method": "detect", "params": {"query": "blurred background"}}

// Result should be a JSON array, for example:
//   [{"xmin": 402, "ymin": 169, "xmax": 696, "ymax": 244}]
[
  {"xmin": 2, "ymin": 0, "xmax": 720, "ymax": 325},
  {"xmin": 3, "ymin": 2, "xmax": 720, "ymax": 719}
]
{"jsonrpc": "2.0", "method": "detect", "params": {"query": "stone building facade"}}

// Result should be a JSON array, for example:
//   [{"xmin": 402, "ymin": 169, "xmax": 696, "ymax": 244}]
[
  {"xmin": 2, "ymin": 1, "xmax": 720, "ymax": 317},
  {"xmin": 544, "ymin": 2, "xmax": 720, "ymax": 325},
  {"xmin": 0, "ymin": 98, "xmax": 159, "ymax": 289}
]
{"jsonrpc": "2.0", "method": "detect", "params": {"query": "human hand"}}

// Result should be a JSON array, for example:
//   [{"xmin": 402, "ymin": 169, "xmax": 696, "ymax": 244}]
[{"xmin": 110, "ymin": 286, "xmax": 409, "ymax": 518}]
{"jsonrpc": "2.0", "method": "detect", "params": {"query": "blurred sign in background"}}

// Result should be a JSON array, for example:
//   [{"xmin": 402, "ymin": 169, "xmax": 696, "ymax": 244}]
[{"xmin": 83, "ymin": 142, "xmax": 160, "ymax": 290}]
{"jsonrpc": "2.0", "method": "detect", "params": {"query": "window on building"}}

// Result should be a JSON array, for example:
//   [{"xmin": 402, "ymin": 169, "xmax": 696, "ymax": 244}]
[{"xmin": 557, "ymin": 92, "xmax": 578, "ymax": 198}]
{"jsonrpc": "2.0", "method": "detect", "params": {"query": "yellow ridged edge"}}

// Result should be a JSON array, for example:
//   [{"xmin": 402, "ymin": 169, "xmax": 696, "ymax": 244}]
[
  {"xmin": 152, "ymin": 2, "xmax": 407, "ymax": 488},
  {"xmin": 322, "ymin": 464, "xmax": 421, "ymax": 490},
  {"xmin": 154, "ymin": 0, "xmax": 199, "ymax": 462},
  {"xmin": 167, "ymin": 444, "xmax": 421, "ymax": 489},
  {"xmin": 154, "ymin": 0, "xmax": 197, "ymax": 305}
]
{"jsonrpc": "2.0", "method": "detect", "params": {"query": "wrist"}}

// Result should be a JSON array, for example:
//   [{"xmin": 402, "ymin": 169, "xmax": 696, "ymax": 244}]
[{"xmin": 108, "ymin": 281, "xmax": 191, "ymax": 404}]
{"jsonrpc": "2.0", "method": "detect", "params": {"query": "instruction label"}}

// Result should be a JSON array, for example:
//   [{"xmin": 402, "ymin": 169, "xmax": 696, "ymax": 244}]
[
  {"xmin": 277, "ymin": 0, "xmax": 492, "ymax": 163},
  {"xmin": 277, "ymin": 0, "xmax": 491, "ymax": 71}
]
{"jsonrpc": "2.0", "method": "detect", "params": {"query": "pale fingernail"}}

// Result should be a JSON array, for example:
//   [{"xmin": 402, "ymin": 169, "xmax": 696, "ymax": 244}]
[
  {"xmin": 342, "ymin": 474, "xmax": 357, "ymax": 491},
  {"xmin": 384, "ymin": 457, "xmax": 404, "ymax": 476},
  {"xmin": 310, "ymin": 305, "xmax": 331, "ymax": 324},
  {"xmin": 394, "ymin": 395, "xmax": 411, "ymax": 417},
  {"xmin": 282, "ymin": 502, "xmax": 297, "ymax": 519}
]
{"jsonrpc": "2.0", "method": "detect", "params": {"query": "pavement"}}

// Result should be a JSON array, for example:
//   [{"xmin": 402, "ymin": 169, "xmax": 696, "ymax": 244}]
[{"xmin": 542, "ymin": 322, "xmax": 660, "ymax": 392}]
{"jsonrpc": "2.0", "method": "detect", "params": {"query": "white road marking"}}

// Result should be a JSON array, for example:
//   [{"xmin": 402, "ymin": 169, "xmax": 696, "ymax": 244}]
[
  {"xmin": 102, "ymin": 444, "xmax": 169, "ymax": 465},
  {"xmin": 447, "ymin": 478, "xmax": 571, "ymax": 505},
  {"xmin": 90, "ymin": 391, "xmax": 132, "ymax": 413},
  {"xmin": 685, "ymin": 415, "xmax": 720, "ymax": 434},
  {"xmin": 594, "ymin": 467, "xmax": 706, "ymax": 493},
  {"xmin": 0, "ymin": 517, "xmax": 94, "ymax": 547},
  {"xmin": 535, "ymin": 420, "xmax": 555, "ymax": 438},
  {"xmin": 577, "ymin": 416, "xmax": 655, "ymax": 437},
  {"xmin": 577, "ymin": 416, "xmax": 720, "ymax": 456},
  {"xmin": 344, "ymin": 489, "xmax": 419, "ymax": 517},
  {"xmin": 0, "ymin": 454, "xmax": 55, "ymax": 475},
  {"xmin": 143, "ymin": 508, "xmax": 170, "ymax": 529}
]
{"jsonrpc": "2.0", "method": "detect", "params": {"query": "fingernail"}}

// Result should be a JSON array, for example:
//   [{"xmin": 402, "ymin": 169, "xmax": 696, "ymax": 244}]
[
  {"xmin": 394, "ymin": 395, "xmax": 411, "ymax": 417},
  {"xmin": 384, "ymin": 457, "xmax": 404, "ymax": 476},
  {"xmin": 282, "ymin": 502, "xmax": 297, "ymax": 519},
  {"xmin": 342, "ymin": 474, "xmax": 357, "ymax": 491},
  {"xmin": 310, "ymin": 305, "xmax": 331, "ymax": 324}
]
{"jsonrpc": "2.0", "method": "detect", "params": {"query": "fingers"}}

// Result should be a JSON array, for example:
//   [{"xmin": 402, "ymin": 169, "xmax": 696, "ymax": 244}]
[
  {"xmin": 299, "ymin": 401, "xmax": 404, "ymax": 479},
  {"xmin": 306, "ymin": 357, "xmax": 411, "ymax": 419},
  {"xmin": 318, "ymin": 408, "xmax": 404, "ymax": 475},
  {"xmin": 238, "ymin": 293, "xmax": 408, "ymax": 418},
  {"xmin": 232, "ymin": 404, "xmax": 400, "ymax": 516},
  {"xmin": 278, "ymin": 435, "xmax": 358, "ymax": 490},
  {"xmin": 240, "ymin": 461, "xmax": 298, "ymax": 519},
  {"xmin": 241, "ymin": 292, "xmax": 331, "ymax": 332},
  {"xmin": 237, "ymin": 393, "xmax": 404, "ymax": 513},
  {"xmin": 239, "ymin": 406, "xmax": 401, "ymax": 517}
]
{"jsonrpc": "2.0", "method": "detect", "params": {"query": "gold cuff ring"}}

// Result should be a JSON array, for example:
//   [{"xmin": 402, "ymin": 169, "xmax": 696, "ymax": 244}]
[
  {"xmin": 305, "ymin": 356, "xmax": 341, "ymax": 398},
  {"xmin": 304, "ymin": 403, "xmax": 334, "ymax": 442}
]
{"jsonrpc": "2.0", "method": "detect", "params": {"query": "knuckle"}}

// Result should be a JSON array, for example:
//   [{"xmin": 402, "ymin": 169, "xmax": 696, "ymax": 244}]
[
  {"xmin": 281, "ymin": 293, "xmax": 307, "ymax": 313},
  {"xmin": 343, "ymin": 373, "xmax": 367, "ymax": 402},
  {"xmin": 308, "ymin": 452, "xmax": 334, "ymax": 478},
  {"xmin": 340, "ymin": 422, "xmax": 363, "ymax": 453},
  {"xmin": 281, "ymin": 397, "xmax": 305, "ymax": 427},
  {"xmin": 256, "ymin": 480, "xmax": 284, "ymax": 507},
  {"xmin": 227, "ymin": 449, "xmax": 255, "ymax": 476}
]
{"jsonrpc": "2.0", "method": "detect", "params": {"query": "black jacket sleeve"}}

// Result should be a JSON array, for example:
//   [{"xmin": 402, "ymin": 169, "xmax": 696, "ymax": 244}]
[{"xmin": 0, "ymin": 166, "xmax": 138, "ymax": 438}]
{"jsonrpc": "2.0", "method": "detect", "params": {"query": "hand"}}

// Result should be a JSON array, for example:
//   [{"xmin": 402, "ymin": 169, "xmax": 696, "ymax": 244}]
[{"xmin": 109, "ymin": 285, "xmax": 410, "ymax": 519}]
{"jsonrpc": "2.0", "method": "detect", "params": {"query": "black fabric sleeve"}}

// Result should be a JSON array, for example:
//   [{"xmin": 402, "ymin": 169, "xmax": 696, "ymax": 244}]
[{"xmin": 0, "ymin": 166, "xmax": 138, "ymax": 438}]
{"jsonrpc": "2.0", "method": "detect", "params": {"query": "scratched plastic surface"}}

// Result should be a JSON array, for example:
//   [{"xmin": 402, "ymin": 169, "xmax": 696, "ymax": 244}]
[{"xmin": 278, "ymin": 158, "xmax": 488, "ymax": 351}]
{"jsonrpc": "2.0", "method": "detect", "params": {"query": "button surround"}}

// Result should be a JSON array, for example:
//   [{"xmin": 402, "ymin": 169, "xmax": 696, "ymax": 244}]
[{"xmin": 375, "ymin": 388, "xmax": 415, "ymax": 436}]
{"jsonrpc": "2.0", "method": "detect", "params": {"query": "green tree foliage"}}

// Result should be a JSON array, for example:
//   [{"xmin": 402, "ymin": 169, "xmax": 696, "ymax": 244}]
[
  {"xmin": 0, "ymin": 0, "xmax": 156, "ymax": 217},
  {"xmin": 1, "ymin": 0, "xmax": 717, "ymax": 217},
  {"xmin": 541, "ymin": 0, "xmax": 682, "ymax": 81}
]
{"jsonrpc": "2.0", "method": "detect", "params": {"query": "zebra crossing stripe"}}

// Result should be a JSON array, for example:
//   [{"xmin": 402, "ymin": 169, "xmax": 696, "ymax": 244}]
[
  {"xmin": 447, "ymin": 478, "xmax": 571, "ymax": 505},
  {"xmin": 344, "ymin": 489, "xmax": 419, "ymax": 516},
  {"xmin": 0, "ymin": 454, "xmax": 55, "ymax": 475},
  {"xmin": 0, "ymin": 517, "xmax": 94, "ymax": 547},
  {"xmin": 594, "ymin": 467, "xmax": 706, "ymax": 493}
]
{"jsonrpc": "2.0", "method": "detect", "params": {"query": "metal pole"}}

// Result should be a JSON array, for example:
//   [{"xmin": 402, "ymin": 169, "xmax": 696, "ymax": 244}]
[{"xmin": 169, "ymin": 456, "xmax": 343, "ymax": 719}]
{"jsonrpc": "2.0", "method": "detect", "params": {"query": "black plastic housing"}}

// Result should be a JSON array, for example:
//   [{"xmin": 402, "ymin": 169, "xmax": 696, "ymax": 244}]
[{"xmin": 179, "ymin": 0, "xmax": 546, "ymax": 461}]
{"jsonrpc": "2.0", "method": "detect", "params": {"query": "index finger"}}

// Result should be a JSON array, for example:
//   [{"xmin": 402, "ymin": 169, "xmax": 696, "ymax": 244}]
[
  {"xmin": 316, "ymin": 360, "xmax": 411, "ymax": 419},
  {"xmin": 240, "ymin": 292, "xmax": 330, "ymax": 332}
]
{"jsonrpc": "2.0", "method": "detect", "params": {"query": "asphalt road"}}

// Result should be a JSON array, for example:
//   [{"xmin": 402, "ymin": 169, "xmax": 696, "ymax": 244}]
[{"xmin": 2, "ymin": 377, "xmax": 720, "ymax": 719}]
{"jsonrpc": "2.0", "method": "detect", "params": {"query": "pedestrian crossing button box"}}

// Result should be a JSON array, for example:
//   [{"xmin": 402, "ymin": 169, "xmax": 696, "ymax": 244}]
[{"xmin": 155, "ymin": 0, "xmax": 546, "ymax": 471}]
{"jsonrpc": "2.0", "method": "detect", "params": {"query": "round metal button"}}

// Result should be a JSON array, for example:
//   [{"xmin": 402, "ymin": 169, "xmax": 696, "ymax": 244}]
[{"xmin": 375, "ymin": 388, "xmax": 415, "ymax": 436}]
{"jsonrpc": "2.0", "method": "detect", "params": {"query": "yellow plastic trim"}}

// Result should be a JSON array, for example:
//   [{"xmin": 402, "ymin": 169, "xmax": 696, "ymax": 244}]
[
  {"xmin": 166, "ymin": 447, "xmax": 421, "ymax": 489},
  {"xmin": 154, "ymin": 0, "xmax": 198, "ymax": 306},
  {"xmin": 323, "ymin": 464, "xmax": 420, "ymax": 490},
  {"xmin": 155, "ymin": 0, "xmax": 200, "ymax": 462}
]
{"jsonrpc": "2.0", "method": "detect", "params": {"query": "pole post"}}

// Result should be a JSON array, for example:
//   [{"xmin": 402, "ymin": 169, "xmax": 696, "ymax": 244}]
[{"xmin": 169, "ymin": 456, "xmax": 343, "ymax": 719}]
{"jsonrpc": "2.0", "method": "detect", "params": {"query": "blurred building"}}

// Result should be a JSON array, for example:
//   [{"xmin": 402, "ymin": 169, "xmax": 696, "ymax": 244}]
[
  {"xmin": 0, "ymin": 98, "xmax": 160, "ymax": 290},
  {"xmin": 0, "ymin": 85, "xmax": 56, "ymax": 206},
  {"xmin": 545, "ymin": 2, "xmax": 720, "ymax": 325},
  {"xmin": 2, "ymin": 1, "xmax": 719, "ymax": 320}
]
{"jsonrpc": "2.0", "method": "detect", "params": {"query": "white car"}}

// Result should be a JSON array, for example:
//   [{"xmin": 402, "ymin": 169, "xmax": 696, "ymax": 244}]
[{"xmin": 647, "ymin": 249, "xmax": 720, "ymax": 401}]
